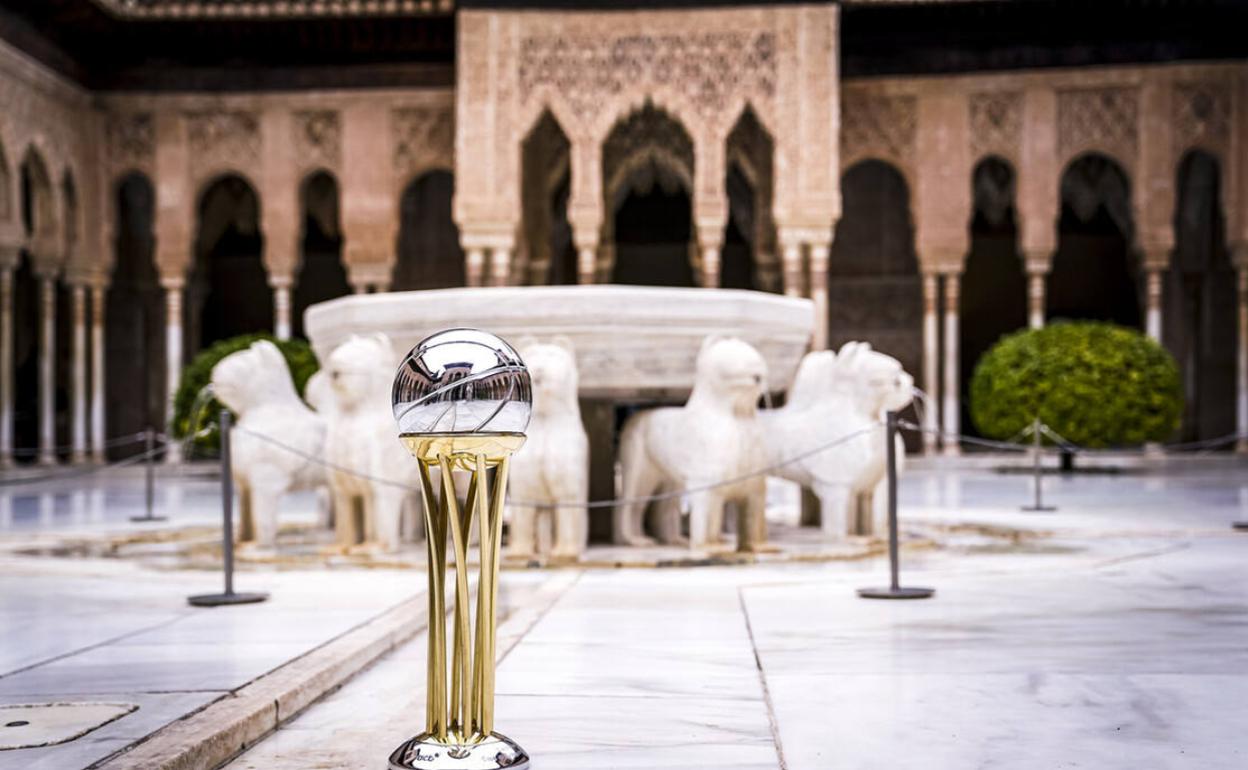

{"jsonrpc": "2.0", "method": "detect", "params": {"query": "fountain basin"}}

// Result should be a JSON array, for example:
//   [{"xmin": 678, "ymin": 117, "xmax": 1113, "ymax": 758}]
[{"xmin": 305, "ymin": 286, "xmax": 814, "ymax": 400}]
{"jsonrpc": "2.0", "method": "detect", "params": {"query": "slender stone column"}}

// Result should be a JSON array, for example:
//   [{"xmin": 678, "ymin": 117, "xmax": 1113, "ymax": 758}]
[
  {"xmin": 70, "ymin": 284, "xmax": 87, "ymax": 462},
  {"xmin": 921, "ymin": 272, "xmax": 939, "ymax": 454},
  {"xmin": 1237, "ymin": 267, "xmax": 1247, "ymax": 454},
  {"xmin": 700, "ymin": 244, "xmax": 721, "ymax": 289},
  {"xmin": 162, "ymin": 280, "xmax": 184, "ymax": 464},
  {"xmin": 37, "ymin": 275, "xmax": 56, "ymax": 465},
  {"xmin": 90, "ymin": 284, "xmax": 106, "ymax": 463},
  {"xmin": 1026, "ymin": 269, "xmax": 1046, "ymax": 330},
  {"xmin": 942, "ymin": 273, "xmax": 961, "ymax": 456},
  {"xmin": 808, "ymin": 242, "xmax": 830, "ymax": 350},
  {"xmin": 577, "ymin": 247, "xmax": 596, "ymax": 285},
  {"xmin": 0, "ymin": 264, "xmax": 12, "ymax": 467},
  {"xmin": 781, "ymin": 242, "xmax": 804, "ymax": 298},
  {"xmin": 1145, "ymin": 267, "xmax": 1164, "ymax": 342},
  {"xmin": 465, "ymin": 248, "xmax": 486, "ymax": 288},
  {"xmin": 488, "ymin": 247, "xmax": 511, "ymax": 287},
  {"xmin": 273, "ymin": 280, "xmax": 292, "ymax": 341}
]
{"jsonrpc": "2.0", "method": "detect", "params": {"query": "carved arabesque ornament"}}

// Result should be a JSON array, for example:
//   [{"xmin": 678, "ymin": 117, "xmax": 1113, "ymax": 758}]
[
  {"xmin": 293, "ymin": 110, "xmax": 341, "ymax": 172},
  {"xmin": 840, "ymin": 93, "xmax": 917, "ymax": 171},
  {"xmin": 107, "ymin": 112, "xmax": 154, "ymax": 171},
  {"xmin": 518, "ymin": 31, "xmax": 777, "ymax": 128},
  {"xmin": 969, "ymin": 92, "xmax": 1021, "ymax": 163},
  {"xmin": 1057, "ymin": 87, "xmax": 1138, "ymax": 166},
  {"xmin": 186, "ymin": 111, "xmax": 260, "ymax": 176},
  {"xmin": 602, "ymin": 104, "xmax": 695, "ymax": 211},
  {"xmin": 1172, "ymin": 81, "xmax": 1231, "ymax": 158},
  {"xmin": 393, "ymin": 106, "xmax": 454, "ymax": 181}
]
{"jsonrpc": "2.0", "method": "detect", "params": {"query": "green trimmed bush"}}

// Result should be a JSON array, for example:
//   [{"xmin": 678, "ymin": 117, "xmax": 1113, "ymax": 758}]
[
  {"xmin": 171, "ymin": 334, "xmax": 319, "ymax": 456},
  {"xmin": 969, "ymin": 322, "xmax": 1182, "ymax": 448}
]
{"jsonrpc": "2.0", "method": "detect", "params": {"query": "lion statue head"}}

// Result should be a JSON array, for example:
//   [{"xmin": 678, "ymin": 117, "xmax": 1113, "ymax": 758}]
[
  {"xmin": 832, "ymin": 341, "xmax": 913, "ymax": 419},
  {"xmin": 325, "ymin": 333, "xmax": 395, "ymax": 413},
  {"xmin": 518, "ymin": 337, "xmax": 580, "ymax": 418},
  {"xmin": 211, "ymin": 340, "xmax": 300, "ymax": 416},
  {"xmin": 690, "ymin": 335, "xmax": 768, "ymax": 418}
]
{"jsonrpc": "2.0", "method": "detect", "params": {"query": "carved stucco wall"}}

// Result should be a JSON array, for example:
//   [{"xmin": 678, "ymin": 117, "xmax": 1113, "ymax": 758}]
[
  {"xmin": 0, "ymin": 38, "xmax": 99, "ymax": 281},
  {"xmin": 101, "ymin": 90, "xmax": 454, "ymax": 286},
  {"xmin": 455, "ymin": 5, "xmax": 840, "ymax": 250}
]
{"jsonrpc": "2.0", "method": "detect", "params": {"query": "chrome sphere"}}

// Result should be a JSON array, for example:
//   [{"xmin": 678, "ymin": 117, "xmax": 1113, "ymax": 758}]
[{"xmin": 392, "ymin": 328, "xmax": 531, "ymax": 436}]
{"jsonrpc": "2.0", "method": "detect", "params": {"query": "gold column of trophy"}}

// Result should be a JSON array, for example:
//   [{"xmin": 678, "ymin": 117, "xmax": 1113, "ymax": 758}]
[{"xmin": 389, "ymin": 329, "xmax": 532, "ymax": 770}]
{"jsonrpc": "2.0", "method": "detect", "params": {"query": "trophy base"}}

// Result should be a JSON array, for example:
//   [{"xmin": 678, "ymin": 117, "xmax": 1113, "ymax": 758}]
[{"xmin": 388, "ymin": 732, "xmax": 530, "ymax": 770}]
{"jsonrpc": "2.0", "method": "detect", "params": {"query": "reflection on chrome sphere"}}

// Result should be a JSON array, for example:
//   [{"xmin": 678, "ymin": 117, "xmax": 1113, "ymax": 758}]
[{"xmin": 391, "ymin": 328, "xmax": 532, "ymax": 436}]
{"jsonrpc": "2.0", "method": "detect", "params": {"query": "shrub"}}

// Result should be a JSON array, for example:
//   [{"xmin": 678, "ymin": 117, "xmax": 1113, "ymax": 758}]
[
  {"xmin": 171, "ymin": 334, "xmax": 319, "ymax": 456},
  {"xmin": 969, "ymin": 321, "xmax": 1182, "ymax": 448}
]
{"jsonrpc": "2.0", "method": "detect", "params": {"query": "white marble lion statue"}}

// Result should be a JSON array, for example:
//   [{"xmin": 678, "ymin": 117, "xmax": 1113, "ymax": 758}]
[
  {"xmin": 761, "ymin": 342, "xmax": 913, "ymax": 540},
  {"xmin": 211, "ymin": 340, "xmax": 328, "ymax": 549},
  {"xmin": 506, "ymin": 337, "xmax": 590, "ymax": 561},
  {"xmin": 615, "ymin": 335, "xmax": 769, "ymax": 551},
  {"xmin": 322, "ymin": 333, "xmax": 419, "ymax": 554}
]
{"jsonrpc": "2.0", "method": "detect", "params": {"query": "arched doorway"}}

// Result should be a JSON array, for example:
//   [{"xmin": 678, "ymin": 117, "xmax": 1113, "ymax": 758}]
[
  {"xmin": 1049, "ymin": 153, "xmax": 1139, "ymax": 327},
  {"xmin": 960, "ymin": 157, "xmax": 1027, "ymax": 435},
  {"xmin": 393, "ymin": 170, "xmax": 464, "ymax": 291},
  {"xmin": 830, "ymin": 159, "xmax": 923, "ymax": 450},
  {"xmin": 187, "ymin": 174, "xmax": 269, "ymax": 356},
  {"xmin": 724, "ymin": 107, "xmax": 777, "ymax": 292},
  {"xmin": 106, "ymin": 173, "xmax": 164, "ymax": 455},
  {"xmin": 15, "ymin": 149, "xmax": 55, "ymax": 459},
  {"xmin": 292, "ymin": 171, "xmax": 349, "ymax": 338},
  {"xmin": 1167, "ymin": 150, "xmax": 1236, "ymax": 442},
  {"xmin": 603, "ymin": 104, "xmax": 695, "ymax": 287},
  {"xmin": 521, "ymin": 111, "xmax": 574, "ymax": 285}
]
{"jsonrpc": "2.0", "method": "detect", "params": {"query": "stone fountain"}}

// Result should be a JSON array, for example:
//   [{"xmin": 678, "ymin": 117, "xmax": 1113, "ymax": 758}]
[{"xmin": 305, "ymin": 285, "xmax": 814, "ymax": 538}]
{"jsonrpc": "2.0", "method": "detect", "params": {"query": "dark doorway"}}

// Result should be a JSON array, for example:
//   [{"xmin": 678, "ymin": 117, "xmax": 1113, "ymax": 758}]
[
  {"xmin": 611, "ymin": 169, "xmax": 694, "ymax": 287},
  {"xmin": 106, "ymin": 173, "xmax": 165, "ymax": 456},
  {"xmin": 187, "ymin": 174, "xmax": 270, "ymax": 356},
  {"xmin": 830, "ymin": 159, "xmax": 923, "ymax": 450},
  {"xmin": 961, "ymin": 157, "xmax": 1027, "ymax": 436},
  {"xmin": 12, "ymin": 253, "xmax": 38, "ymax": 460},
  {"xmin": 292, "ymin": 171, "xmax": 349, "ymax": 338},
  {"xmin": 722, "ymin": 164, "xmax": 757, "ymax": 290},
  {"xmin": 393, "ymin": 170, "xmax": 464, "ymax": 291},
  {"xmin": 1049, "ymin": 153, "xmax": 1139, "ymax": 327},
  {"xmin": 1167, "ymin": 150, "xmax": 1236, "ymax": 443},
  {"xmin": 521, "ymin": 111, "xmax": 574, "ymax": 286}
]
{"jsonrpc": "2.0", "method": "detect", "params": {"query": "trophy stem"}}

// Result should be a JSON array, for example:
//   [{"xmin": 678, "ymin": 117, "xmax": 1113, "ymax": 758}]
[{"xmin": 395, "ymin": 447, "xmax": 528, "ymax": 769}]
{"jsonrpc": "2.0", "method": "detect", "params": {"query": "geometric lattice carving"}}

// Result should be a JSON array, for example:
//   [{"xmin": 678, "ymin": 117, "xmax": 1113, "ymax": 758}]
[
  {"xmin": 393, "ymin": 106, "xmax": 455, "ymax": 180},
  {"xmin": 969, "ymin": 91, "xmax": 1022, "ymax": 163},
  {"xmin": 840, "ymin": 93, "xmax": 917, "ymax": 169},
  {"xmin": 518, "ymin": 31, "xmax": 777, "ymax": 125},
  {"xmin": 1173, "ymin": 81, "xmax": 1231, "ymax": 157},
  {"xmin": 186, "ymin": 111, "xmax": 260, "ymax": 173},
  {"xmin": 107, "ymin": 112, "xmax": 155, "ymax": 171},
  {"xmin": 1057, "ymin": 87, "xmax": 1138, "ymax": 164},
  {"xmin": 293, "ymin": 110, "xmax": 341, "ymax": 172}
]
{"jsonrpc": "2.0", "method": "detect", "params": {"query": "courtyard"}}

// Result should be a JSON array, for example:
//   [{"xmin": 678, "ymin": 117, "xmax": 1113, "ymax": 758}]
[{"xmin": 1, "ymin": 457, "xmax": 1244, "ymax": 769}]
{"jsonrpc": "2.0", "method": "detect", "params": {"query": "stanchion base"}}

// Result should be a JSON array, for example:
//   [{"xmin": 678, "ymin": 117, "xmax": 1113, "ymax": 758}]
[
  {"xmin": 388, "ymin": 732, "xmax": 530, "ymax": 770},
  {"xmin": 187, "ymin": 591, "xmax": 268, "ymax": 607},
  {"xmin": 857, "ymin": 586, "xmax": 935, "ymax": 600},
  {"xmin": 1021, "ymin": 506, "xmax": 1057, "ymax": 512},
  {"xmin": 1232, "ymin": 522, "xmax": 1248, "ymax": 532},
  {"xmin": 129, "ymin": 515, "xmax": 169, "ymax": 522}
]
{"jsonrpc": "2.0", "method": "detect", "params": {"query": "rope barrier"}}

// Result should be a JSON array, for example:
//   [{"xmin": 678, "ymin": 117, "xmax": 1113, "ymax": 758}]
[
  {"xmin": 4, "ymin": 431, "xmax": 150, "ymax": 458},
  {"xmin": 900, "ymin": 419, "xmax": 1248, "ymax": 456},
  {"xmin": 0, "ymin": 441, "xmax": 167, "ymax": 487},
  {"xmin": 235, "ymin": 422, "xmax": 882, "ymax": 510}
]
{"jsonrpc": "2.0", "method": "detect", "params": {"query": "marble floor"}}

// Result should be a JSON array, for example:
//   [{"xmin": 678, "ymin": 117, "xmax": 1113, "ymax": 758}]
[{"xmin": 0, "ymin": 458, "xmax": 1246, "ymax": 769}]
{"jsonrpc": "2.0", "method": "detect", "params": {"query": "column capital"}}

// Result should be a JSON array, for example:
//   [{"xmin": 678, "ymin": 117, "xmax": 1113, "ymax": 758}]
[
  {"xmin": 268, "ymin": 273, "xmax": 295, "ymax": 290},
  {"xmin": 1022, "ymin": 249, "xmax": 1052, "ymax": 277},
  {"xmin": 1141, "ymin": 246, "xmax": 1172, "ymax": 272},
  {"xmin": 0, "ymin": 243, "xmax": 20, "ymax": 271},
  {"xmin": 158, "ymin": 276, "xmax": 185, "ymax": 291},
  {"xmin": 1231, "ymin": 242, "xmax": 1248, "ymax": 271}
]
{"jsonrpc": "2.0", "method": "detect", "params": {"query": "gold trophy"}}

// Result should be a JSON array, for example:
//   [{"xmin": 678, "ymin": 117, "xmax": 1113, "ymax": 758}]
[{"xmin": 389, "ymin": 329, "xmax": 532, "ymax": 770}]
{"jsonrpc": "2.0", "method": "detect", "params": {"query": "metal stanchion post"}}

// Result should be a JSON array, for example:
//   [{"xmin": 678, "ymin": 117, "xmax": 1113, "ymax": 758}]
[
  {"xmin": 130, "ymin": 426, "xmax": 168, "ymax": 522},
  {"xmin": 189, "ymin": 410, "xmax": 267, "ymax": 607},
  {"xmin": 1022, "ymin": 417, "xmax": 1056, "ymax": 512},
  {"xmin": 858, "ymin": 411, "xmax": 934, "ymax": 600}
]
